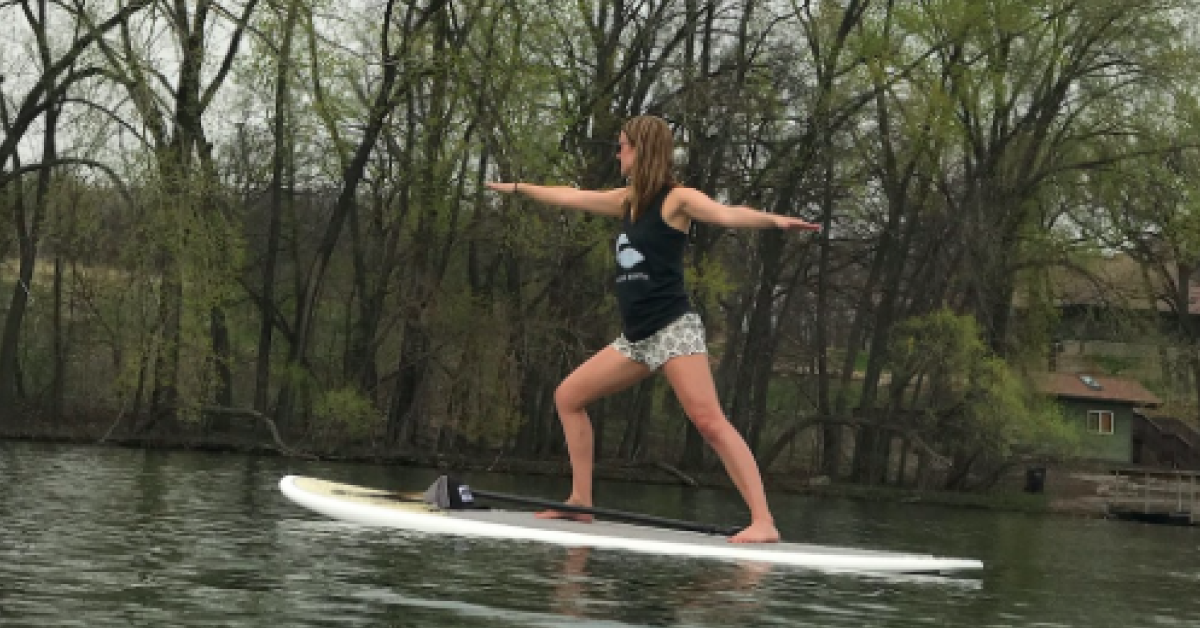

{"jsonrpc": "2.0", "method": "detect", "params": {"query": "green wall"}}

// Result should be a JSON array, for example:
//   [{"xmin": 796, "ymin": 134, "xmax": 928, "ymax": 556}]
[{"xmin": 1058, "ymin": 398, "xmax": 1134, "ymax": 463}]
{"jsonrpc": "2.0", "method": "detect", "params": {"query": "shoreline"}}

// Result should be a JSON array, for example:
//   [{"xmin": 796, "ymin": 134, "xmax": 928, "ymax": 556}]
[{"xmin": 0, "ymin": 424, "xmax": 1111, "ymax": 520}]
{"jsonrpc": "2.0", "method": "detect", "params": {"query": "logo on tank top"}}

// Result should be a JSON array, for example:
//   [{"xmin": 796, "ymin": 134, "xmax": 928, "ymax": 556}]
[
  {"xmin": 616, "ymin": 234, "xmax": 644, "ymax": 269},
  {"xmin": 615, "ymin": 233, "xmax": 648, "ymax": 282}
]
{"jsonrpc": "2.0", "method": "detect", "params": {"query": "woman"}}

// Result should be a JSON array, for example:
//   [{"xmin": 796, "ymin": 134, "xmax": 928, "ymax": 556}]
[{"xmin": 486, "ymin": 115, "xmax": 819, "ymax": 543}]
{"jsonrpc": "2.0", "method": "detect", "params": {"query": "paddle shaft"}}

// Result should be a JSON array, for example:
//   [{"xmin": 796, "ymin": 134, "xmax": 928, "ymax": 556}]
[{"xmin": 468, "ymin": 487, "xmax": 743, "ymax": 537}]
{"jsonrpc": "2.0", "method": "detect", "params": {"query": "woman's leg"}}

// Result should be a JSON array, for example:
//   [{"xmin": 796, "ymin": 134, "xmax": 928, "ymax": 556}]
[
  {"xmin": 539, "ymin": 345, "xmax": 651, "ymax": 519},
  {"xmin": 660, "ymin": 353, "xmax": 780, "ymax": 543}
]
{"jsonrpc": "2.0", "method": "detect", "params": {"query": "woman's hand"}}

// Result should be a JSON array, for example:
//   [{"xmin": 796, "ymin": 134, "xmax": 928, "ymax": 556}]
[
  {"xmin": 772, "ymin": 215, "xmax": 821, "ymax": 232},
  {"xmin": 486, "ymin": 181, "xmax": 520, "ymax": 194}
]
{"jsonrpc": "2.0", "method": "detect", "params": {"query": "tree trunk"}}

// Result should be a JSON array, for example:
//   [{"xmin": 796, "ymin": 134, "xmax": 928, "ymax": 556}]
[
  {"xmin": 0, "ymin": 95, "xmax": 58, "ymax": 417},
  {"xmin": 255, "ymin": 0, "xmax": 300, "ymax": 414},
  {"xmin": 209, "ymin": 306, "xmax": 234, "ymax": 421},
  {"xmin": 385, "ymin": 320, "xmax": 429, "ymax": 446},
  {"xmin": 281, "ymin": 0, "xmax": 447, "ymax": 425},
  {"xmin": 618, "ymin": 379, "xmax": 655, "ymax": 460}
]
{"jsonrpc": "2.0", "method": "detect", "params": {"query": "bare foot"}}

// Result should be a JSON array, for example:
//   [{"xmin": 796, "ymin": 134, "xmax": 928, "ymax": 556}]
[
  {"xmin": 534, "ymin": 502, "xmax": 594, "ymax": 523},
  {"xmin": 728, "ymin": 520, "xmax": 780, "ymax": 543}
]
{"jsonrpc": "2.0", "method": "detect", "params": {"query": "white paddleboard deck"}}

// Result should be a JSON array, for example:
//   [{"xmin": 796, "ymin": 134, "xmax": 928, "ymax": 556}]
[{"xmin": 279, "ymin": 475, "xmax": 983, "ymax": 575}]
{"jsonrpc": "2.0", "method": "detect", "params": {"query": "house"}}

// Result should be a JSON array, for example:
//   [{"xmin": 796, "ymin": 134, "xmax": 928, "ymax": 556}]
[
  {"xmin": 1036, "ymin": 372, "xmax": 1163, "ymax": 464},
  {"xmin": 1012, "ymin": 254, "xmax": 1200, "ymax": 346},
  {"xmin": 1046, "ymin": 254, "xmax": 1200, "ymax": 341}
]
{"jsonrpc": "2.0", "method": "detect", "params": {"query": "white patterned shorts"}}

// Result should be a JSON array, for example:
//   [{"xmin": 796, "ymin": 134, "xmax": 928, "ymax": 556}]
[{"xmin": 612, "ymin": 312, "xmax": 707, "ymax": 371}]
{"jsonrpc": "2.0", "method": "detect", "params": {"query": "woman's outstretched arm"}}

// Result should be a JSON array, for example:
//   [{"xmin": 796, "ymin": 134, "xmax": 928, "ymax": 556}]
[
  {"xmin": 487, "ymin": 182, "xmax": 627, "ymax": 219},
  {"xmin": 673, "ymin": 187, "xmax": 820, "ymax": 231}
]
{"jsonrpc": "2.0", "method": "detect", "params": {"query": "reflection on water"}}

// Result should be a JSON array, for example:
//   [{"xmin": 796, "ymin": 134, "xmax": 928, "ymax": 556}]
[
  {"xmin": 1, "ymin": 441, "xmax": 1198, "ymax": 627},
  {"xmin": 546, "ymin": 546, "xmax": 775, "ymax": 624}
]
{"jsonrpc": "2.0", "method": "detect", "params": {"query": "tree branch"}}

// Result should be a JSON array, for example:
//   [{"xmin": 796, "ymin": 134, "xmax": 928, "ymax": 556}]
[
  {"xmin": 0, "ymin": 157, "xmax": 134, "ymax": 202},
  {"xmin": 202, "ymin": 405, "xmax": 317, "ymax": 459}
]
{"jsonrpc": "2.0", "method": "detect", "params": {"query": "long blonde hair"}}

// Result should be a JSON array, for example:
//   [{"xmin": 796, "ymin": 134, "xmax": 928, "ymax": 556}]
[{"xmin": 621, "ymin": 115, "xmax": 678, "ymax": 220}]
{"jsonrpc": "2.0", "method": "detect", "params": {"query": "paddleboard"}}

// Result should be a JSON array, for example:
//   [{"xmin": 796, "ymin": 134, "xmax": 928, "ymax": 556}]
[{"xmin": 278, "ymin": 475, "xmax": 984, "ymax": 575}]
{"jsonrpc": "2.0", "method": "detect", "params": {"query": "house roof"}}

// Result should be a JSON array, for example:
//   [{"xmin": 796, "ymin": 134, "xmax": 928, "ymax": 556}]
[
  {"xmin": 1022, "ymin": 254, "xmax": 1200, "ymax": 316},
  {"xmin": 1036, "ymin": 372, "xmax": 1163, "ymax": 407}
]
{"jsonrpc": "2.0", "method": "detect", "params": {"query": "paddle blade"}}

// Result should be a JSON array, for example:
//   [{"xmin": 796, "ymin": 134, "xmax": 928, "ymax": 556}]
[{"xmin": 423, "ymin": 475, "xmax": 485, "ymax": 509}]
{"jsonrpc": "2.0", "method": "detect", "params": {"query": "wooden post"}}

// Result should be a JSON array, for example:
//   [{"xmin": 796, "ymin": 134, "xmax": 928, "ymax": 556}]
[
  {"xmin": 1144, "ymin": 471, "xmax": 1150, "ymax": 514},
  {"xmin": 1177, "ymin": 471, "xmax": 1184, "ymax": 513},
  {"xmin": 1185, "ymin": 470, "xmax": 1195, "ymax": 525}
]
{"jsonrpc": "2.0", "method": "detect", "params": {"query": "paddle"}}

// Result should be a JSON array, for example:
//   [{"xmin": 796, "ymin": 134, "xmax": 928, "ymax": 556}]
[
  {"xmin": 464, "ymin": 486, "xmax": 745, "ymax": 538},
  {"xmin": 334, "ymin": 486, "xmax": 741, "ymax": 537}
]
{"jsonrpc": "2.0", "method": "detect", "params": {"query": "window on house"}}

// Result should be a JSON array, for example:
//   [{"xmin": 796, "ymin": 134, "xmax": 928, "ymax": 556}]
[{"xmin": 1087, "ymin": 410, "xmax": 1114, "ymax": 435}]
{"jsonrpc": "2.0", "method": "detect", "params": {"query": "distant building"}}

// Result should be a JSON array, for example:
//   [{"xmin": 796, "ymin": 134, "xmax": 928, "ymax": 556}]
[
  {"xmin": 1039, "ymin": 254, "xmax": 1200, "ymax": 341},
  {"xmin": 1036, "ymin": 372, "xmax": 1163, "ymax": 463}
]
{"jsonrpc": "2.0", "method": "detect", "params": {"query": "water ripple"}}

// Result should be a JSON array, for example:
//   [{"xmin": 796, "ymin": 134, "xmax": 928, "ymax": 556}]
[{"xmin": 2, "ymin": 443, "xmax": 1200, "ymax": 627}]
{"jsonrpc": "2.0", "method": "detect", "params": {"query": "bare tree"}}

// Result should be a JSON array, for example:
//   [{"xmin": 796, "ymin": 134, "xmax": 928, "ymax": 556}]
[{"xmin": 0, "ymin": 0, "xmax": 152, "ymax": 417}]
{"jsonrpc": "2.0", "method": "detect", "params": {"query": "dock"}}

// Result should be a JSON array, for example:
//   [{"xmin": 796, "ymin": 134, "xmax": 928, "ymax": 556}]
[{"xmin": 1104, "ymin": 468, "xmax": 1199, "ymax": 526}]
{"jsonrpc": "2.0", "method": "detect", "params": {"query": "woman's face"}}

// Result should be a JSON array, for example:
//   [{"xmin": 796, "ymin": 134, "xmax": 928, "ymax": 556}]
[{"xmin": 617, "ymin": 131, "xmax": 635, "ymax": 177}]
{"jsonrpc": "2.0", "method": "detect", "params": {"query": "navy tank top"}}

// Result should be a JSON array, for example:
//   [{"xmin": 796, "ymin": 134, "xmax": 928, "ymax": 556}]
[{"xmin": 614, "ymin": 186, "xmax": 693, "ymax": 342}]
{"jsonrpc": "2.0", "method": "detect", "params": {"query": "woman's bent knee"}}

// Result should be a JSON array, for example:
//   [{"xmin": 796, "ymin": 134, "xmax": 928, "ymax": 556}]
[
  {"xmin": 554, "ymin": 382, "xmax": 586, "ymax": 415},
  {"xmin": 689, "ymin": 408, "xmax": 732, "ymax": 442}
]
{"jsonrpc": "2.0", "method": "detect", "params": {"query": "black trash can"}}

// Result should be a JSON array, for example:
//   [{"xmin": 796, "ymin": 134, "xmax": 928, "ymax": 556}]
[{"xmin": 1024, "ymin": 466, "xmax": 1047, "ymax": 494}]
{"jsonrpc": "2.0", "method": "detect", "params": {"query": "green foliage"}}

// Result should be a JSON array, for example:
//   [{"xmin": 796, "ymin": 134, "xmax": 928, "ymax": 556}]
[
  {"xmin": 1091, "ymin": 355, "xmax": 1139, "ymax": 376},
  {"xmin": 312, "ymin": 387, "xmax": 384, "ymax": 437},
  {"xmin": 423, "ymin": 290, "xmax": 524, "ymax": 446},
  {"xmin": 1008, "ymin": 261, "xmax": 1061, "ymax": 369},
  {"xmin": 685, "ymin": 255, "xmax": 735, "ymax": 315},
  {"xmin": 887, "ymin": 309, "xmax": 981, "ymax": 385},
  {"xmin": 9, "ymin": 0, "xmax": 1200, "ymax": 471},
  {"xmin": 887, "ymin": 309, "xmax": 1077, "ymax": 459},
  {"xmin": 966, "ymin": 355, "xmax": 1078, "ymax": 458}
]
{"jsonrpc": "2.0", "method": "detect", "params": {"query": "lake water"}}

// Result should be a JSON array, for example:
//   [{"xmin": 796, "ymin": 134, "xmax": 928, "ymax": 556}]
[{"xmin": 1, "ymin": 441, "xmax": 1197, "ymax": 627}]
